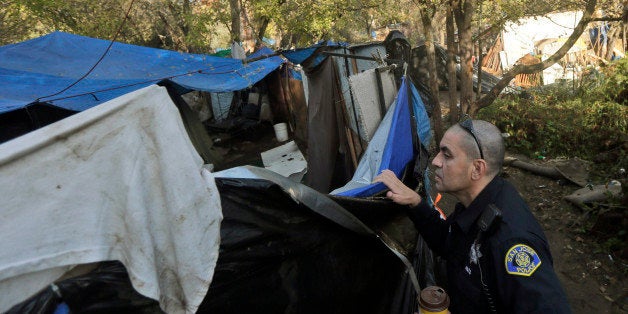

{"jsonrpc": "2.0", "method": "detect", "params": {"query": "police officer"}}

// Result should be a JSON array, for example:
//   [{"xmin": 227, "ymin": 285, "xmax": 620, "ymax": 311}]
[{"xmin": 374, "ymin": 119, "xmax": 571, "ymax": 313}]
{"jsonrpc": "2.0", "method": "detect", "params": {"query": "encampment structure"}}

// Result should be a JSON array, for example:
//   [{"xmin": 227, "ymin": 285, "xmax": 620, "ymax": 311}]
[{"xmin": 0, "ymin": 30, "xmax": 439, "ymax": 314}]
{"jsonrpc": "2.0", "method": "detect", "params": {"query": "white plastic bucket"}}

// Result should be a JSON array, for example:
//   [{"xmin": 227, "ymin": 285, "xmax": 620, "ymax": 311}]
[{"xmin": 273, "ymin": 123, "xmax": 289, "ymax": 142}]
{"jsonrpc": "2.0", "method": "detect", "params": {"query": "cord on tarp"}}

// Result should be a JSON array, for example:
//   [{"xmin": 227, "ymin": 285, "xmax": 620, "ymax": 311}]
[{"xmin": 36, "ymin": 0, "xmax": 137, "ymax": 102}]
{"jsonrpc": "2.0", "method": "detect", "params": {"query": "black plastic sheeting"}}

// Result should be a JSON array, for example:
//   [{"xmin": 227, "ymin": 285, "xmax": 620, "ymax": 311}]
[
  {"xmin": 7, "ymin": 166, "xmax": 436, "ymax": 314},
  {"xmin": 5, "ymin": 262, "xmax": 161, "ymax": 314},
  {"xmin": 201, "ymin": 179, "xmax": 400, "ymax": 313},
  {"xmin": 200, "ymin": 166, "xmax": 434, "ymax": 314}
]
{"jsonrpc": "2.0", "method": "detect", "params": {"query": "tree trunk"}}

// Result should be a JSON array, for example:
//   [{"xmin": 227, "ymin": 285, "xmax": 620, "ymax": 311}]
[
  {"xmin": 605, "ymin": 25, "xmax": 619, "ymax": 60},
  {"xmin": 446, "ymin": 4, "xmax": 459, "ymax": 124},
  {"xmin": 257, "ymin": 18, "xmax": 270, "ymax": 46},
  {"xmin": 471, "ymin": 0, "xmax": 598, "ymax": 115},
  {"xmin": 452, "ymin": 0, "xmax": 475, "ymax": 115},
  {"xmin": 421, "ymin": 6, "xmax": 444, "ymax": 145},
  {"xmin": 229, "ymin": 0, "xmax": 241, "ymax": 42},
  {"xmin": 180, "ymin": 0, "xmax": 191, "ymax": 35}
]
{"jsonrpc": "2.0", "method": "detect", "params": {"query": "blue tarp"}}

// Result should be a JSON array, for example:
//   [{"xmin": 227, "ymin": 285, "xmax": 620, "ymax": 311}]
[
  {"xmin": 281, "ymin": 41, "xmax": 348, "ymax": 68},
  {"xmin": 333, "ymin": 77, "xmax": 431, "ymax": 197},
  {"xmin": 246, "ymin": 46, "xmax": 276, "ymax": 60},
  {"xmin": 0, "ymin": 31, "xmax": 285, "ymax": 114}
]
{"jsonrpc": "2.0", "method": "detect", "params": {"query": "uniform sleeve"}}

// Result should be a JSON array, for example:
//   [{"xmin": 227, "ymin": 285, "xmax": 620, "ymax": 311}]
[
  {"xmin": 490, "ymin": 237, "xmax": 572, "ymax": 313},
  {"xmin": 405, "ymin": 201, "xmax": 450, "ymax": 257}
]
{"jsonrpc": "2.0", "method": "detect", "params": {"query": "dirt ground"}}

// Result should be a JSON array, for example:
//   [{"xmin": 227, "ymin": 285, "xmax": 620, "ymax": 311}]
[{"xmin": 212, "ymin": 123, "xmax": 627, "ymax": 313}]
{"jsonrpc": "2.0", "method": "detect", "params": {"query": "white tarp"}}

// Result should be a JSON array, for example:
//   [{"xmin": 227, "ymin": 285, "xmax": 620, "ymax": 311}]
[
  {"xmin": 348, "ymin": 68, "xmax": 397, "ymax": 142},
  {"xmin": 0, "ymin": 85, "xmax": 222, "ymax": 313}
]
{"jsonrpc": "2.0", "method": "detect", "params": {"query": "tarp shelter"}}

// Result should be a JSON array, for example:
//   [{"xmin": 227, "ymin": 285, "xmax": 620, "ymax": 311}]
[
  {"xmin": 0, "ymin": 31, "xmax": 284, "ymax": 142},
  {"xmin": 204, "ymin": 45, "xmax": 308, "ymax": 151},
  {"xmin": 0, "ymin": 76, "xmax": 434, "ymax": 314},
  {"xmin": 2, "ymin": 31, "xmax": 438, "ymax": 314},
  {"xmin": 3, "ymin": 80, "xmax": 436, "ymax": 314},
  {"xmin": 282, "ymin": 32, "xmax": 421, "ymax": 194}
]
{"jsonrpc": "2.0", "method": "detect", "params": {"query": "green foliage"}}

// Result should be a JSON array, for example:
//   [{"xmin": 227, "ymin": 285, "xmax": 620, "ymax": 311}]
[
  {"xmin": 0, "ymin": 2, "xmax": 41, "ymax": 45},
  {"xmin": 477, "ymin": 59, "xmax": 628, "ymax": 175},
  {"xmin": 580, "ymin": 58, "xmax": 628, "ymax": 105},
  {"xmin": 1, "ymin": 0, "xmax": 414, "ymax": 50},
  {"xmin": 2, "ymin": 0, "xmax": 622, "ymax": 53}
]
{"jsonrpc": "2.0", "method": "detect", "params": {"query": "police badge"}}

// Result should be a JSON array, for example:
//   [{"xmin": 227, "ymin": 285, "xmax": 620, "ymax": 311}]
[{"xmin": 505, "ymin": 244, "xmax": 541, "ymax": 276}]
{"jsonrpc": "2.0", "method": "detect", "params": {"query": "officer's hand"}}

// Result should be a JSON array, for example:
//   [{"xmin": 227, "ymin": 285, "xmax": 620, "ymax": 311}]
[{"xmin": 373, "ymin": 169, "xmax": 421, "ymax": 207}]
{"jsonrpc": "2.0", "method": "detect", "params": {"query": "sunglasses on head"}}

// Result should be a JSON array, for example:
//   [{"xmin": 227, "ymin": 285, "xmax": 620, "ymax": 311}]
[{"xmin": 458, "ymin": 116, "xmax": 484, "ymax": 160}]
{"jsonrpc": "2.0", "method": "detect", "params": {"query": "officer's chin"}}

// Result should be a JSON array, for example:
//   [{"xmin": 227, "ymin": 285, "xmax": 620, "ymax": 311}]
[{"xmin": 433, "ymin": 181, "xmax": 443, "ymax": 192}]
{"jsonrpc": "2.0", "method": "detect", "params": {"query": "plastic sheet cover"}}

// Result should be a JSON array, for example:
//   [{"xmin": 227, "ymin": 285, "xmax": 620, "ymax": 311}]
[
  {"xmin": 204, "ymin": 166, "xmax": 421, "ymax": 314},
  {"xmin": 8, "ymin": 165, "xmax": 436, "ymax": 314},
  {"xmin": 331, "ymin": 77, "xmax": 431, "ymax": 197},
  {"xmin": 0, "ymin": 32, "xmax": 284, "ymax": 114}
]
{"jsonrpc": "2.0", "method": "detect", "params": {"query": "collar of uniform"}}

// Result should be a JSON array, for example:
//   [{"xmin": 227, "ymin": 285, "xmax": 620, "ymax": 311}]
[{"xmin": 453, "ymin": 176, "xmax": 503, "ymax": 234}]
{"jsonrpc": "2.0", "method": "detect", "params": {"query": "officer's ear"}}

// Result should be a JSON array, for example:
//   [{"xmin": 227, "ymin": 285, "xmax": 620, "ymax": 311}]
[{"xmin": 471, "ymin": 159, "xmax": 486, "ymax": 180}]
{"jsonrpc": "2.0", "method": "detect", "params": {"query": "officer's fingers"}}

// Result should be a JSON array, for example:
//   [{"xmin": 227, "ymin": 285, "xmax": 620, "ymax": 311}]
[
  {"xmin": 372, "ymin": 172, "xmax": 385, "ymax": 183},
  {"xmin": 372, "ymin": 177, "xmax": 390, "ymax": 190},
  {"xmin": 380, "ymin": 169, "xmax": 395, "ymax": 176},
  {"xmin": 388, "ymin": 191, "xmax": 415, "ymax": 206},
  {"xmin": 376, "ymin": 170, "xmax": 397, "ymax": 182},
  {"xmin": 376, "ymin": 171, "xmax": 403, "ymax": 187},
  {"xmin": 374, "ymin": 171, "xmax": 397, "ymax": 186},
  {"xmin": 387, "ymin": 191, "xmax": 402, "ymax": 203},
  {"xmin": 389, "ymin": 179, "xmax": 412, "ymax": 194}
]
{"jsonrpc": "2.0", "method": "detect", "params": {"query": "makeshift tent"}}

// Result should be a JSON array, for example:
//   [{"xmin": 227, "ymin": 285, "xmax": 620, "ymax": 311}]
[
  {"xmin": 204, "ymin": 45, "xmax": 308, "ymax": 153},
  {"xmin": 6, "ymin": 74, "xmax": 436, "ymax": 309},
  {"xmin": 0, "ymin": 31, "xmax": 284, "ymax": 143},
  {"xmin": 3, "ymin": 80, "xmax": 436, "ymax": 314},
  {"xmin": 282, "ymin": 32, "xmax": 417, "ymax": 194},
  {"xmin": 2, "ymin": 31, "xmax": 439, "ymax": 314}
]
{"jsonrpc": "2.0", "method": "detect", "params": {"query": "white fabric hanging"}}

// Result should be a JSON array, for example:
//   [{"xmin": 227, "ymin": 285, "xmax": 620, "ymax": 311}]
[{"xmin": 0, "ymin": 85, "xmax": 222, "ymax": 314}]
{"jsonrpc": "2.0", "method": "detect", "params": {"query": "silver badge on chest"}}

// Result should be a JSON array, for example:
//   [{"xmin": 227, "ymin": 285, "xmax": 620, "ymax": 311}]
[{"xmin": 469, "ymin": 241, "xmax": 482, "ymax": 265}]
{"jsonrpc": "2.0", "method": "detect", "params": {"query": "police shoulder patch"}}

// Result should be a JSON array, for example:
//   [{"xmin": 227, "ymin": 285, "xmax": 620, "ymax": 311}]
[{"xmin": 504, "ymin": 244, "xmax": 541, "ymax": 276}]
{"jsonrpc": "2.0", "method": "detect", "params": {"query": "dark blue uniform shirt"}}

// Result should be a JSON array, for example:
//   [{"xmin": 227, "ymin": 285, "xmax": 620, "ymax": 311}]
[{"xmin": 408, "ymin": 176, "xmax": 571, "ymax": 313}]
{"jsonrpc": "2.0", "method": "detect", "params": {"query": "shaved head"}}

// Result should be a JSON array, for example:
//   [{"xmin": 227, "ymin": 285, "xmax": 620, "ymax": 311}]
[{"xmin": 449, "ymin": 120, "xmax": 504, "ymax": 178}]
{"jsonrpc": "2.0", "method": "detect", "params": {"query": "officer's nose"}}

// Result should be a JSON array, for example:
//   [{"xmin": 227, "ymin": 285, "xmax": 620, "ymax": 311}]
[{"xmin": 432, "ymin": 153, "xmax": 442, "ymax": 168}]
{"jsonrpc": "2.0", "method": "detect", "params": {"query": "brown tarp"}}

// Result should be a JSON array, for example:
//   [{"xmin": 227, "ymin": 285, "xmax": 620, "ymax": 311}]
[{"xmin": 303, "ymin": 57, "xmax": 353, "ymax": 193}]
